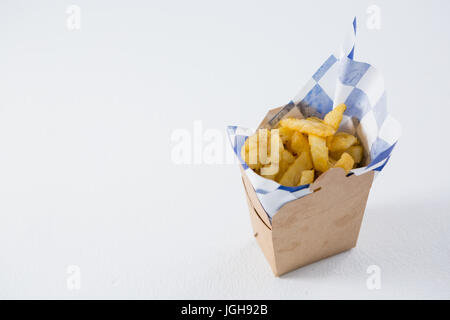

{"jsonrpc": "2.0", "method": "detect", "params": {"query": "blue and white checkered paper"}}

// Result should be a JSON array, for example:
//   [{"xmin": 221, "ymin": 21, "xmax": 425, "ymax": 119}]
[{"xmin": 227, "ymin": 19, "xmax": 401, "ymax": 220}]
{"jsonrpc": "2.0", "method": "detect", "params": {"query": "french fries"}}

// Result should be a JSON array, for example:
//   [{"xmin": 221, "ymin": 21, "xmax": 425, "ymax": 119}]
[
  {"xmin": 274, "ymin": 149, "xmax": 295, "ymax": 181},
  {"xmin": 334, "ymin": 152, "xmax": 354, "ymax": 173},
  {"xmin": 241, "ymin": 129, "xmax": 282, "ymax": 171},
  {"xmin": 279, "ymin": 117, "xmax": 335, "ymax": 137},
  {"xmin": 241, "ymin": 103, "xmax": 365, "ymax": 186},
  {"xmin": 278, "ymin": 151, "xmax": 313, "ymax": 187},
  {"xmin": 308, "ymin": 134, "xmax": 329, "ymax": 173},
  {"xmin": 328, "ymin": 132, "xmax": 358, "ymax": 152},
  {"xmin": 323, "ymin": 103, "xmax": 346, "ymax": 130},
  {"xmin": 330, "ymin": 145, "xmax": 363, "ymax": 168},
  {"xmin": 298, "ymin": 169, "xmax": 315, "ymax": 186},
  {"xmin": 289, "ymin": 131, "xmax": 309, "ymax": 155},
  {"xmin": 345, "ymin": 145, "xmax": 363, "ymax": 166},
  {"xmin": 278, "ymin": 126, "xmax": 294, "ymax": 145}
]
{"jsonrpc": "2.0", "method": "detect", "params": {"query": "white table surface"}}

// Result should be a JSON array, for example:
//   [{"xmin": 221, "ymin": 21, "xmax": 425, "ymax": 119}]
[{"xmin": 0, "ymin": 0, "xmax": 449, "ymax": 299}]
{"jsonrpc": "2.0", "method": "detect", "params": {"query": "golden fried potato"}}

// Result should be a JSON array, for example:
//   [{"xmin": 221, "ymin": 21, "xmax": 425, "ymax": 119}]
[
  {"xmin": 274, "ymin": 149, "xmax": 295, "ymax": 181},
  {"xmin": 256, "ymin": 129, "xmax": 270, "ymax": 166},
  {"xmin": 330, "ymin": 145, "xmax": 363, "ymax": 165},
  {"xmin": 260, "ymin": 130, "xmax": 284, "ymax": 177},
  {"xmin": 308, "ymin": 117, "xmax": 324, "ymax": 123},
  {"xmin": 278, "ymin": 151, "xmax": 313, "ymax": 187},
  {"xmin": 260, "ymin": 166, "xmax": 277, "ymax": 180},
  {"xmin": 324, "ymin": 103, "xmax": 346, "ymax": 130},
  {"xmin": 326, "ymin": 135, "xmax": 333, "ymax": 149},
  {"xmin": 243, "ymin": 129, "xmax": 267, "ymax": 150},
  {"xmin": 289, "ymin": 131, "xmax": 309, "ymax": 155},
  {"xmin": 329, "ymin": 150, "xmax": 342, "ymax": 161},
  {"xmin": 244, "ymin": 115, "xmax": 365, "ymax": 183},
  {"xmin": 328, "ymin": 132, "xmax": 358, "ymax": 152},
  {"xmin": 241, "ymin": 129, "xmax": 283, "ymax": 170},
  {"xmin": 346, "ymin": 145, "xmax": 363, "ymax": 166},
  {"xmin": 279, "ymin": 117, "xmax": 335, "ymax": 137},
  {"xmin": 298, "ymin": 169, "xmax": 315, "ymax": 186},
  {"xmin": 334, "ymin": 152, "xmax": 354, "ymax": 173},
  {"xmin": 278, "ymin": 126, "xmax": 294, "ymax": 145},
  {"xmin": 308, "ymin": 134, "xmax": 329, "ymax": 172},
  {"xmin": 241, "ymin": 135, "xmax": 260, "ymax": 170}
]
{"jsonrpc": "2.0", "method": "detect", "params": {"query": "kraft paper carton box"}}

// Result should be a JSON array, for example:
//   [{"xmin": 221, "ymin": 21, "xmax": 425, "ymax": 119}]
[{"xmin": 240, "ymin": 107, "xmax": 374, "ymax": 276}]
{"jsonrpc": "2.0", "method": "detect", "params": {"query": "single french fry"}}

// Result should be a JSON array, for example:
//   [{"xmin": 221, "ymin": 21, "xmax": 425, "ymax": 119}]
[
  {"xmin": 334, "ymin": 152, "xmax": 354, "ymax": 173},
  {"xmin": 308, "ymin": 134, "xmax": 329, "ymax": 172},
  {"xmin": 308, "ymin": 116, "xmax": 324, "ymax": 123},
  {"xmin": 260, "ymin": 129, "xmax": 283, "ymax": 177},
  {"xmin": 260, "ymin": 166, "xmax": 277, "ymax": 180},
  {"xmin": 274, "ymin": 149, "xmax": 295, "ymax": 181},
  {"xmin": 241, "ymin": 129, "xmax": 283, "ymax": 171},
  {"xmin": 346, "ymin": 145, "xmax": 363, "ymax": 166},
  {"xmin": 324, "ymin": 103, "xmax": 346, "ymax": 130},
  {"xmin": 326, "ymin": 135, "xmax": 333, "ymax": 149},
  {"xmin": 246, "ymin": 122, "xmax": 365, "ymax": 182},
  {"xmin": 241, "ymin": 135, "xmax": 260, "ymax": 170},
  {"xmin": 289, "ymin": 131, "xmax": 310, "ymax": 155},
  {"xmin": 278, "ymin": 151, "xmax": 313, "ymax": 187},
  {"xmin": 298, "ymin": 169, "xmax": 315, "ymax": 186},
  {"xmin": 279, "ymin": 117, "xmax": 335, "ymax": 137},
  {"xmin": 278, "ymin": 126, "xmax": 294, "ymax": 146},
  {"xmin": 328, "ymin": 132, "xmax": 358, "ymax": 152}
]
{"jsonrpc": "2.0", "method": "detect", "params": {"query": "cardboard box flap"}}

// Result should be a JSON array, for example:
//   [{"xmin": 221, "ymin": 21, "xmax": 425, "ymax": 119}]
[
  {"xmin": 269, "ymin": 169, "xmax": 374, "ymax": 275},
  {"xmin": 272, "ymin": 168, "xmax": 374, "ymax": 228}
]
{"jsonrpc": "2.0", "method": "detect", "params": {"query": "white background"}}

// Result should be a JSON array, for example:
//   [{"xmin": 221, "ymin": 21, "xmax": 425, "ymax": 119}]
[{"xmin": 0, "ymin": 0, "xmax": 449, "ymax": 299}]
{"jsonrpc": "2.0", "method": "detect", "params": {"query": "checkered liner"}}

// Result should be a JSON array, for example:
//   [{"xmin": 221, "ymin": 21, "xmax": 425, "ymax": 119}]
[{"xmin": 227, "ymin": 18, "xmax": 401, "ymax": 220}]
